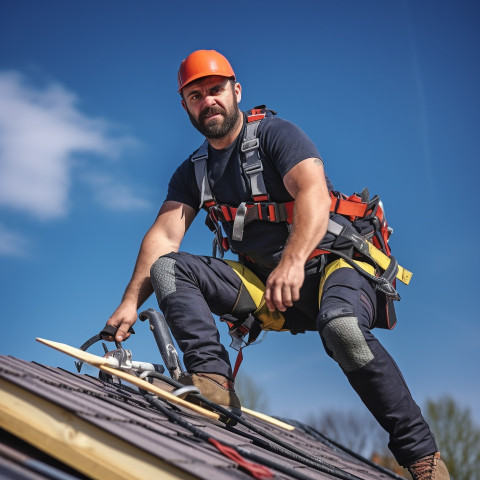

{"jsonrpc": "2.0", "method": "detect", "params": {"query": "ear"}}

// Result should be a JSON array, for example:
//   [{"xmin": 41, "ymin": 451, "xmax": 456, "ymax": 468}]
[
  {"xmin": 235, "ymin": 82, "xmax": 242, "ymax": 104},
  {"xmin": 181, "ymin": 99, "xmax": 187, "ymax": 112}
]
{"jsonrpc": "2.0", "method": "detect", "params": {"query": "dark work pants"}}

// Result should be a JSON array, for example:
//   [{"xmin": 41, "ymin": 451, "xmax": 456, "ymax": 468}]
[
  {"xmin": 317, "ymin": 265, "xmax": 437, "ymax": 466},
  {"xmin": 150, "ymin": 251, "xmax": 437, "ymax": 466}
]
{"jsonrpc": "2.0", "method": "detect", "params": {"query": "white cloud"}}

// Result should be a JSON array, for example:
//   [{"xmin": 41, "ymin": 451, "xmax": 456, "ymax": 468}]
[
  {"xmin": 82, "ymin": 173, "xmax": 151, "ymax": 211},
  {"xmin": 0, "ymin": 71, "xmax": 150, "ymax": 256},
  {"xmin": 0, "ymin": 71, "xmax": 146, "ymax": 219}
]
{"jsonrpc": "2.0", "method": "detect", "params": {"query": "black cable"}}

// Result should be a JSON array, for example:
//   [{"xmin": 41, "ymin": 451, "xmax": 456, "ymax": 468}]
[
  {"xmin": 144, "ymin": 393, "xmax": 359, "ymax": 480},
  {"xmin": 141, "ymin": 371, "xmax": 365, "ymax": 480},
  {"xmin": 277, "ymin": 418, "xmax": 406, "ymax": 480}
]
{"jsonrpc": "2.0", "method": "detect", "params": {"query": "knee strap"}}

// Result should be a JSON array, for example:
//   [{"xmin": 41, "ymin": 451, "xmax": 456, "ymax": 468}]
[
  {"xmin": 321, "ymin": 316, "xmax": 374, "ymax": 372},
  {"xmin": 223, "ymin": 260, "xmax": 287, "ymax": 331},
  {"xmin": 318, "ymin": 258, "xmax": 376, "ymax": 304}
]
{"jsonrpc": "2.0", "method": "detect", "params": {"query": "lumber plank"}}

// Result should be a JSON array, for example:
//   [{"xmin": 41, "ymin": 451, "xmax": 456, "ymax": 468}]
[
  {"xmin": 36, "ymin": 337, "xmax": 220, "ymax": 421},
  {"xmin": 0, "ymin": 378, "xmax": 199, "ymax": 480},
  {"xmin": 241, "ymin": 407, "xmax": 295, "ymax": 431}
]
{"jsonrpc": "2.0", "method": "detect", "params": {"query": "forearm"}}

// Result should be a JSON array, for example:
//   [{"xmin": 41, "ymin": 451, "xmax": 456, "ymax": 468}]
[
  {"xmin": 121, "ymin": 230, "xmax": 177, "ymax": 309},
  {"xmin": 265, "ymin": 157, "xmax": 330, "ymax": 312},
  {"xmin": 120, "ymin": 201, "xmax": 194, "ymax": 309},
  {"xmin": 106, "ymin": 201, "xmax": 195, "ymax": 341},
  {"xmin": 281, "ymin": 186, "xmax": 330, "ymax": 266},
  {"xmin": 106, "ymin": 230, "xmax": 179, "ymax": 342}
]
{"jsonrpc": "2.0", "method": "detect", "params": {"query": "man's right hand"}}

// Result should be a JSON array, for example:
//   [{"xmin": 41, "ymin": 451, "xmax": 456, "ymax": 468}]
[{"xmin": 104, "ymin": 301, "xmax": 138, "ymax": 342}]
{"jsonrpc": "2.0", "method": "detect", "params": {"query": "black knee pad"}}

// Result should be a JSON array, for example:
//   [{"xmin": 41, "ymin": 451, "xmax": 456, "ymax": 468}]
[
  {"xmin": 320, "ymin": 315, "xmax": 374, "ymax": 373},
  {"xmin": 150, "ymin": 253, "xmax": 181, "ymax": 306}
]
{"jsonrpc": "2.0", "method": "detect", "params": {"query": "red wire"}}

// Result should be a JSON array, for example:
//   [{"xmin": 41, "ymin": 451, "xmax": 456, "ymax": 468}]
[{"xmin": 208, "ymin": 438, "xmax": 274, "ymax": 479}]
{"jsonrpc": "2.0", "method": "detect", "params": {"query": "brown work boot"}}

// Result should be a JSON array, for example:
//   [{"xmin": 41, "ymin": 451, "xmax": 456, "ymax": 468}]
[
  {"xmin": 179, "ymin": 372, "xmax": 242, "ymax": 414},
  {"xmin": 407, "ymin": 452, "xmax": 450, "ymax": 480}
]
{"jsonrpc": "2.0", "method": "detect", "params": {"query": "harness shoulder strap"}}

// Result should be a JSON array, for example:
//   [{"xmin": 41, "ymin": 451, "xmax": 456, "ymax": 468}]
[
  {"xmin": 191, "ymin": 141, "xmax": 229, "ymax": 258},
  {"xmin": 232, "ymin": 106, "xmax": 276, "ymax": 241},
  {"xmin": 190, "ymin": 106, "xmax": 275, "ymax": 210},
  {"xmin": 240, "ymin": 106, "xmax": 273, "ymax": 202},
  {"xmin": 241, "ymin": 120, "xmax": 269, "ymax": 202},
  {"xmin": 191, "ymin": 140, "xmax": 215, "ymax": 209}
]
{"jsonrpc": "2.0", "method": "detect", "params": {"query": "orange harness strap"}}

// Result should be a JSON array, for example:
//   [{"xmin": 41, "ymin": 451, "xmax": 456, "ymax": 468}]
[{"xmin": 209, "ymin": 192, "xmax": 370, "ymax": 227}]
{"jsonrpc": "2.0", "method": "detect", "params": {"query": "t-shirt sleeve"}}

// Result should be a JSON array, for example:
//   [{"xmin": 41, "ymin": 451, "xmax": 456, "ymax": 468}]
[
  {"xmin": 165, "ymin": 158, "xmax": 201, "ymax": 212},
  {"xmin": 259, "ymin": 117, "xmax": 322, "ymax": 178}
]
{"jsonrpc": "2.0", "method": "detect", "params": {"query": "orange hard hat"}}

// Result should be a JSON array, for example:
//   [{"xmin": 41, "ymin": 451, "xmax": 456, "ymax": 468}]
[{"xmin": 177, "ymin": 50, "xmax": 235, "ymax": 92}]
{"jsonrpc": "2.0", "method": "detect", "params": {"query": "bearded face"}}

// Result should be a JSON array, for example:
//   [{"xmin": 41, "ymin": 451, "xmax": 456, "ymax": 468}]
[{"xmin": 185, "ymin": 81, "xmax": 241, "ymax": 140}]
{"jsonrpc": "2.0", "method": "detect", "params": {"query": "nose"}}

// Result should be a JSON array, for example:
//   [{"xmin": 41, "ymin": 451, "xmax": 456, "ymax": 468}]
[{"xmin": 202, "ymin": 93, "xmax": 217, "ymax": 108}]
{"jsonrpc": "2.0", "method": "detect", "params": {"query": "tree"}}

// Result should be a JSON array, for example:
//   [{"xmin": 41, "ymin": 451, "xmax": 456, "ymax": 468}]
[
  {"xmin": 305, "ymin": 397, "xmax": 480, "ymax": 479},
  {"xmin": 306, "ymin": 408, "xmax": 387, "ymax": 459},
  {"xmin": 235, "ymin": 373, "xmax": 270, "ymax": 412},
  {"xmin": 306, "ymin": 409, "xmax": 407, "ymax": 476},
  {"xmin": 425, "ymin": 396, "xmax": 480, "ymax": 480}
]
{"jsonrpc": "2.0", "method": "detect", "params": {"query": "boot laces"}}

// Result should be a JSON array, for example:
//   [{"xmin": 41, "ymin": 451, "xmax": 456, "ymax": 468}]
[{"xmin": 407, "ymin": 453, "xmax": 439, "ymax": 480}]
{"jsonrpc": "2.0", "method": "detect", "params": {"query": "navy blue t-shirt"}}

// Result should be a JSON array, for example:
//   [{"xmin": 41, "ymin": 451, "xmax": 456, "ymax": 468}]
[{"xmin": 166, "ymin": 112, "xmax": 333, "ymax": 269}]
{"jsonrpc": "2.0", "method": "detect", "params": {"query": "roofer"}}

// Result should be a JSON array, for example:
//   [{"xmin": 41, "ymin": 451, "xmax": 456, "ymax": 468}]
[{"xmin": 104, "ymin": 50, "xmax": 450, "ymax": 479}]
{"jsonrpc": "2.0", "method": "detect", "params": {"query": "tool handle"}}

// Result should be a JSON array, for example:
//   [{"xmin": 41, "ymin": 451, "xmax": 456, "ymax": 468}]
[{"xmin": 139, "ymin": 308, "xmax": 184, "ymax": 380}]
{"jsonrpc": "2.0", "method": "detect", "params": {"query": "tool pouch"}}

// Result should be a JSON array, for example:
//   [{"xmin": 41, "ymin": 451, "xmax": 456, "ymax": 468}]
[{"xmin": 375, "ymin": 290, "xmax": 397, "ymax": 330}]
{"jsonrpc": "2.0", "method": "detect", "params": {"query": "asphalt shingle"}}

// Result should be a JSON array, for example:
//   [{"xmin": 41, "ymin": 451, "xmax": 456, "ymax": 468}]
[{"xmin": 0, "ymin": 355, "xmax": 405, "ymax": 480}]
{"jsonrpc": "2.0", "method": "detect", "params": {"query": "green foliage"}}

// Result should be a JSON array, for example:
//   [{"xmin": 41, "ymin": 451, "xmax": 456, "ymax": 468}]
[
  {"xmin": 425, "ymin": 396, "xmax": 480, "ymax": 480},
  {"xmin": 305, "ymin": 397, "xmax": 480, "ymax": 479}
]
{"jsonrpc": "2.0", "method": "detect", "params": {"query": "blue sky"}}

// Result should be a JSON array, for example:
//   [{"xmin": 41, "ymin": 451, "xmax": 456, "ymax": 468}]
[{"xmin": 1, "ymin": 0, "xmax": 479, "ymax": 426}]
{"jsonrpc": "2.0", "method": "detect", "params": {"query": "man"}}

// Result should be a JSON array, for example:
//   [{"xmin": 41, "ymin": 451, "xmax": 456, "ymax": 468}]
[{"xmin": 105, "ymin": 49, "xmax": 449, "ymax": 479}]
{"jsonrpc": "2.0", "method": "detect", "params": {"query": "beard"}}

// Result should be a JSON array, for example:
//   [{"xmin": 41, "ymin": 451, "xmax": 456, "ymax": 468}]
[{"xmin": 187, "ymin": 95, "xmax": 240, "ymax": 140}]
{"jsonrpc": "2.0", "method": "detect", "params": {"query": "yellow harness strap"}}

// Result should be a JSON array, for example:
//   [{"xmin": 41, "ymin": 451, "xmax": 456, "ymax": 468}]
[
  {"xmin": 366, "ymin": 242, "xmax": 413, "ymax": 285},
  {"xmin": 225, "ymin": 253, "xmax": 409, "ymax": 332},
  {"xmin": 318, "ymin": 258, "xmax": 376, "ymax": 303},
  {"xmin": 223, "ymin": 260, "xmax": 287, "ymax": 331}
]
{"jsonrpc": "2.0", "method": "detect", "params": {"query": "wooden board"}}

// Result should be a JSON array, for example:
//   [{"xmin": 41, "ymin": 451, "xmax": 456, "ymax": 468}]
[
  {"xmin": 36, "ymin": 337, "xmax": 220, "ymax": 421},
  {"xmin": 241, "ymin": 407, "xmax": 295, "ymax": 431},
  {"xmin": 0, "ymin": 378, "xmax": 198, "ymax": 480}
]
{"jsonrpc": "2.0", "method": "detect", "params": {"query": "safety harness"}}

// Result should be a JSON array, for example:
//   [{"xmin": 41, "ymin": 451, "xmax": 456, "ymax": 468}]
[{"xmin": 191, "ymin": 106, "xmax": 412, "ymax": 372}]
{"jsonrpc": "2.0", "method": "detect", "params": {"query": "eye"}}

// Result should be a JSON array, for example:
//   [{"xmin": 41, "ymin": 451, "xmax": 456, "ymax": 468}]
[{"xmin": 212, "ymin": 82, "xmax": 228, "ymax": 95}]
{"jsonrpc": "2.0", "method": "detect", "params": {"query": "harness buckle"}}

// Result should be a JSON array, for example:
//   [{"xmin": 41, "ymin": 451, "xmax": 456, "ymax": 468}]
[
  {"xmin": 271, "ymin": 203, "xmax": 288, "ymax": 222},
  {"xmin": 241, "ymin": 138, "xmax": 260, "ymax": 153},
  {"xmin": 191, "ymin": 153, "xmax": 208, "ymax": 162},
  {"xmin": 243, "ymin": 159, "xmax": 264, "ymax": 175},
  {"xmin": 259, "ymin": 202, "xmax": 288, "ymax": 223}
]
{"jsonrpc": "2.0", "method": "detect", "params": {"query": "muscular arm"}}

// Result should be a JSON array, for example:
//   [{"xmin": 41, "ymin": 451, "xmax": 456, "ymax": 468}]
[
  {"xmin": 106, "ymin": 201, "xmax": 196, "ymax": 341},
  {"xmin": 264, "ymin": 158, "xmax": 331, "ymax": 312}
]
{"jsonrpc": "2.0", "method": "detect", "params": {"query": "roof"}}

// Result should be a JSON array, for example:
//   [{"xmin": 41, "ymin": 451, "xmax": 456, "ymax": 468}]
[{"xmin": 0, "ymin": 354, "xmax": 405, "ymax": 480}]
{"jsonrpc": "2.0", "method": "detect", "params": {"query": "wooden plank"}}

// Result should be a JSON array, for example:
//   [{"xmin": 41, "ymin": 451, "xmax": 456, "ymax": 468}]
[
  {"xmin": 241, "ymin": 407, "xmax": 295, "ymax": 431},
  {"xmin": 0, "ymin": 377, "xmax": 199, "ymax": 480},
  {"xmin": 36, "ymin": 338, "xmax": 220, "ymax": 421}
]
